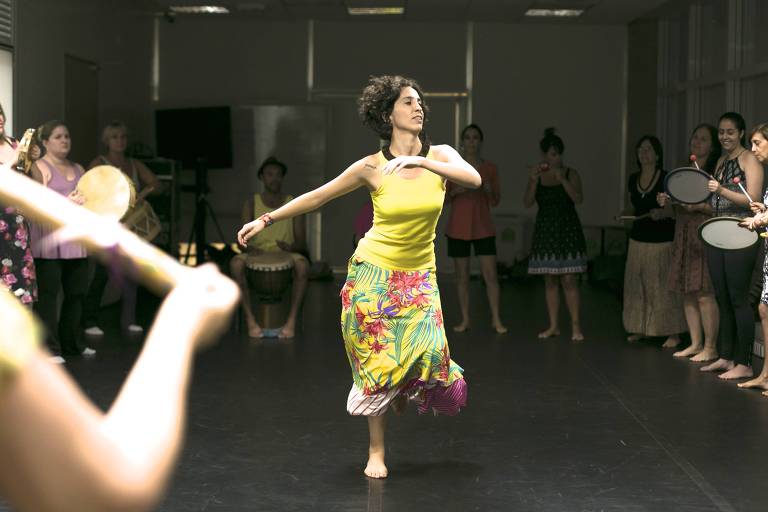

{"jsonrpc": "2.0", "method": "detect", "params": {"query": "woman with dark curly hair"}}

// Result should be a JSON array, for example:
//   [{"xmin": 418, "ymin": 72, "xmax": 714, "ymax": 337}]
[{"xmin": 238, "ymin": 75, "xmax": 480, "ymax": 479}]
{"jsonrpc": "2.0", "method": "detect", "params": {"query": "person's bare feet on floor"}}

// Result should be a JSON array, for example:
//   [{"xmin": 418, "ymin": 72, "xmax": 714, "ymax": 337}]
[
  {"xmin": 662, "ymin": 335, "xmax": 681, "ymax": 349},
  {"xmin": 538, "ymin": 326, "xmax": 559, "ymax": 339},
  {"xmin": 278, "ymin": 323, "xmax": 295, "ymax": 339},
  {"xmin": 700, "ymin": 358, "xmax": 734, "ymax": 372},
  {"xmin": 571, "ymin": 324, "xmax": 584, "ymax": 342},
  {"xmin": 626, "ymin": 333, "xmax": 643, "ymax": 343},
  {"xmin": 737, "ymin": 375, "xmax": 768, "ymax": 390},
  {"xmin": 453, "ymin": 322, "xmax": 469, "ymax": 333},
  {"xmin": 673, "ymin": 345, "xmax": 702, "ymax": 358},
  {"xmin": 247, "ymin": 319, "xmax": 264, "ymax": 339},
  {"xmin": 690, "ymin": 348, "xmax": 718, "ymax": 362},
  {"xmin": 364, "ymin": 449, "xmax": 387, "ymax": 479},
  {"xmin": 493, "ymin": 322, "xmax": 508, "ymax": 334},
  {"xmin": 719, "ymin": 364, "xmax": 753, "ymax": 380}
]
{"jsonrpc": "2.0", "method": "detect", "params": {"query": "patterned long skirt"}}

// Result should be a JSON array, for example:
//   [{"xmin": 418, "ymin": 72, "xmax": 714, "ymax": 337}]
[{"xmin": 340, "ymin": 258, "xmax": 467, "ymax": 417}]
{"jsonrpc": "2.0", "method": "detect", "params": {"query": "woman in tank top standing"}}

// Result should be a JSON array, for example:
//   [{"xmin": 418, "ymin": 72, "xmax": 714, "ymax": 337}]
[
  {"xmin": 700, "ymin": 112, "xmax": 763, "ymax": 380},
  {"xmin": 83, "ymin": 121, "xmax": 162, "ymax": 336},
  {"xmin": 238, "ymin": 75, "xmax": 479, "ymax": 479},
  {"xmin": 29, "ymin": 120, "xmax": 95, "ymax": 363}
]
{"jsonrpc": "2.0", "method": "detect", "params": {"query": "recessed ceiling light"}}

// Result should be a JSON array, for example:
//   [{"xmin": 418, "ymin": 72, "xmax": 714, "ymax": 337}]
[
  {"xmin": 347, "ymin": 7, "xmax": 405, "ymax": 16},
  {"xmin": 525, "ymin": 9, "xmax": 584, "ymax": 17},
  {"xmin": 169, "ymin": 5, "xmax": 230, "ymax": 14}
]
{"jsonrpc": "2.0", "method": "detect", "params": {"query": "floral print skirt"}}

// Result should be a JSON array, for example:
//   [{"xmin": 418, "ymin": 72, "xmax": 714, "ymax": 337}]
[
  {"xmin": 0, "ymin": 206, "xmax": 37, "ymax": 305},
  {"xmin": 340, "ymin": 257, "xmax": 466, "ymax": 416}
]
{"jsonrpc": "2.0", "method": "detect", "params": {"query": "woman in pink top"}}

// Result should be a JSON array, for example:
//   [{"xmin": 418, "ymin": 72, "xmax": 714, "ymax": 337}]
[
  {"xmin": 445, "ymin": 124, "xmax": 507, "ymax": 334},
  {"xmin": 29, "ymin": 120, "xmax": 95, "ymax": 363}
]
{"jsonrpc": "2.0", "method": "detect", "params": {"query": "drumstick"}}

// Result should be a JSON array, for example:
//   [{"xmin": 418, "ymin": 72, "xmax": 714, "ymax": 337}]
[
  {"xmin": 732, "ymin": 176, "xmax": 754, "ymax": 203},
  {"xmin": 0, "ymin": 164, "xmax": 197, "ymax": 295},
  {"xmin": 690, "ymin": 154, "xmax": 701, "ymax": 170}
]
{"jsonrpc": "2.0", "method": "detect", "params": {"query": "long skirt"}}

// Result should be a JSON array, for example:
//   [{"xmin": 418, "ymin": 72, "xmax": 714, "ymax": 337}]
[
  {"xmin": 341, "ymin": 258, "xmax": 467, "ymax": 417},
  {"xmin": 623, "ymin": 240, "xmax": 687, "ymax": 336}
]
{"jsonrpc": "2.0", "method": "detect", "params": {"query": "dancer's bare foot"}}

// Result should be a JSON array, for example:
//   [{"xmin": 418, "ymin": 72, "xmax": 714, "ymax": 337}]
[
  {"xmin": 247, "ymin": 319, "xmax": 264, "ymax": 339},
  {"xmin": 626, "ymin": 333, "xmax": 643, "ymax": 343},
  {"xmin": 662, "ymin": 336, "xmax": 681, "ymax": 349},
  {"xmin": 571, "ymin": 325, "xmax": 584, "ymax": 342},
  {"xmin": 673, "ymin": 345, "xmax": 703, "ymax": 358},
  {"xmin": 737, "ymin": 375, "xmax": 768, "ymax": 389},
  {"xmin": 453, "ymin": 322, "xmax": 469, "ymax": 333},
  {"xmin": 364, "ymin": 450, "xmax": 388, "ymax": 479},
  {"xmin": 719, "ymin": 364, "xmax": 753, "ymax": 380},
  {"xmin": 538, "ymin": 327, "xmax": 560, "ymax": 339},
  {"xmin": 700, "ymin": 358, "xmax": 734, "ymax": 372},
  {"xmin": 277, "ymin": 323, "xmax": 295, "ymax": 339},
  {"xmin": 493, "ymin": 322, "xmax": 508, "ymax": 334},
  {"xmin": 691, "ymin": 348, "xmax": 718, "ymax": 362},
  {"xmin": 762, "ymin": 390, "xmax": 768, "ymax": 398}
]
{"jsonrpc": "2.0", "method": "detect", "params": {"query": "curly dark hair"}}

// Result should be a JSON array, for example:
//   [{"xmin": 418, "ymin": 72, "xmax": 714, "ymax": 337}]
[{"xmin": 358, "ymin": 75, "xmax": 429, "ymax": 141}]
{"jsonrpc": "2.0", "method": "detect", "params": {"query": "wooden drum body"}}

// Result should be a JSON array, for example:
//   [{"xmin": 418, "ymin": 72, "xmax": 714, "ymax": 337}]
[{"xmin": 244, "ymin": 252, "xmax": 294, "ymax": 329}]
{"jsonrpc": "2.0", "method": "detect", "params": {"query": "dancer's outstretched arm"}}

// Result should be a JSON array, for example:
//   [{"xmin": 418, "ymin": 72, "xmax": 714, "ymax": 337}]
[
  {"xmin": 0, "ymin": 265, "xmax": 238, "ymax": 512},
  {"xmin": 238, "ymin": 155, "xmax": 376, "ymax": 245}
]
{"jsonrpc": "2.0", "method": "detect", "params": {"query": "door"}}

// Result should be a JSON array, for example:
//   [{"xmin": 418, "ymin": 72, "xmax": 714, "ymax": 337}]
[{"xmin": 64, "ymin": 54, "xmax": 99, "ymax": 166}]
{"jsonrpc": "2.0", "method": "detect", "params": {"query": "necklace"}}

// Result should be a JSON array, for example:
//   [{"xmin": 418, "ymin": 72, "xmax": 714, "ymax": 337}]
[{"xmin": 637, "ymin": 168, "xmax": 658, "ymax": 198}]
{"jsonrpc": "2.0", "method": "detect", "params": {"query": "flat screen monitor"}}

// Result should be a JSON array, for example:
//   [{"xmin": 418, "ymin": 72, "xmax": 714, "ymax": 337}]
[{"xmin": 155, "ymin": 106, "xmax": 232, "ymax": 169}]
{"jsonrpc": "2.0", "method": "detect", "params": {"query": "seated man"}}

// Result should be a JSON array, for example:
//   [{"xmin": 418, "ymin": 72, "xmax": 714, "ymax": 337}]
[{"xmin": 230, "ymin": 157, "xmax": 309, "ymax": 339}]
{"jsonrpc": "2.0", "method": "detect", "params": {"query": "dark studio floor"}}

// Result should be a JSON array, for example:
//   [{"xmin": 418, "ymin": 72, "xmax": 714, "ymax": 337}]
[{"xmin": 3, "ymin": 277, "xmax": 768, "ymax": 512}]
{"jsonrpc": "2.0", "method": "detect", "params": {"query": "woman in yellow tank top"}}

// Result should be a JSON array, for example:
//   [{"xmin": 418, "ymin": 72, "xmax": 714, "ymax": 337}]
[{"xmin": 238, "ymin": 75, "xmax": 481, "ymax": 479}]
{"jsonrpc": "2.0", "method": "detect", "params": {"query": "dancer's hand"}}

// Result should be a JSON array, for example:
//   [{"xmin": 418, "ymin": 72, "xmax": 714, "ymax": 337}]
[
  {"xmin": 656, "ymin": 192, "xmax": 670, "ymax": 207},
  {"xmin": 157, "ymin": 264, "xmax": 239, "ymax": 351},
  {"xmin": 382, "ymin": 155, "xmax": 425, "ymax": 175},
  {"xmin": 750, "ymin": 201, "xmax": 766, "ymax": 214},
  {"xmin": 237, "ymin": 218, "xmax": 266, "ymax": 246}
]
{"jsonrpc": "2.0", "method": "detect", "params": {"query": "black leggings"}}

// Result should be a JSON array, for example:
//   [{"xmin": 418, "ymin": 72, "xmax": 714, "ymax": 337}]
[
  {"xmin": 83, "ymin": 258, "xmax": 137, "ymax": 329},
  {"xmin": 706, "ymin": 244, "xmax": 758, "ymax": 365},
  {"xmin": 34, "ymin": 258, "xmax": 89, "ymax": 356}
]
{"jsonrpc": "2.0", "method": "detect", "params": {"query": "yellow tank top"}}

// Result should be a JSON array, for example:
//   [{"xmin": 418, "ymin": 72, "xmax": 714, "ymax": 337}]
[
  {"xmin": 354, "ymin": 150, "xmax": 446, "ymax": 270},
  {"xmin": 248, "ymin": 193, "xmax": 294, "ymax": 252}
]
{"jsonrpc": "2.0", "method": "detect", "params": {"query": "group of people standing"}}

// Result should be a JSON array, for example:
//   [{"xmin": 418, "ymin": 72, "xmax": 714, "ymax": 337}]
[
  {"xmin": 623, "ymin": 111, "xmax": 768, "ymax": 391},
  {"xmin": 0, "ymin": 111, "xmax": 161, "ymax": 364}
]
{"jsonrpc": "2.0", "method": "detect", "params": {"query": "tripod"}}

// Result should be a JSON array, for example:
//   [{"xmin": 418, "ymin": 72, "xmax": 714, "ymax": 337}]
[{"xmin": 183, "ymin": 158, "xmax": 227, "ymax": 266}]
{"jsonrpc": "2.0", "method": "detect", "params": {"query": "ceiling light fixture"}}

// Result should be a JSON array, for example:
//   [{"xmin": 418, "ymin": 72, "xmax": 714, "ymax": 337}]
[
  {"xmin": 168, "ymin": 5, "xmax": 230, "ymax": 14},
  {"xmin": 525, "ymin": 9, "xmax": 584, "ymax": 17},
  {"xmin": 347, "ymin": 7, "xmax": 405, "ymax": 16}
]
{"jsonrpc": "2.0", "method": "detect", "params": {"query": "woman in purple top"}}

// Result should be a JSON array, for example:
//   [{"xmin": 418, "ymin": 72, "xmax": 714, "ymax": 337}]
[{"xmin": 29, "ymin": 120, "xmax": 95, "ymax": 363}]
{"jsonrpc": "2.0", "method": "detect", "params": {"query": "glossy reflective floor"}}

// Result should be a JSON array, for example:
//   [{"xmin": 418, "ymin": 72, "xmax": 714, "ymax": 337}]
[{"xmin": 6, "ymin": 278, "xmax": 768, "ymax": 511}]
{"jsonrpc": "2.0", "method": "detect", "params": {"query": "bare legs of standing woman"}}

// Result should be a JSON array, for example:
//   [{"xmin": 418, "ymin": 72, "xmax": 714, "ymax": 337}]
[
  {"xmin": 452, "ymin": 256, "xmax": 507, "ymax": 334},
  {"xmin": 674, "ymin": 292, "xmax": 719, "ymax": 361},
  {"xmin": 539, "ymin": 273, "xmax": 584, "ymax": 341},
  {"xmin": 739, "ymin": 303, "xmax": 768, "ymax": 393}
]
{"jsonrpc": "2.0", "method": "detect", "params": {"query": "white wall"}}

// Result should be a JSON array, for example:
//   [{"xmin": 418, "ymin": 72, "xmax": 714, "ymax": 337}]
[
  {"xmin": 15, "ymin": 0, "xmax": 154, "ymax": 157},
  {"xmin": 473, "ymin": 24, "xmax": 627, "ymax": 228},
  {"xmin": 158, "ymin": 19, "xmax": 628, "ymax": 268},
  {"xmin": 0, "ymin": 48, "xmax": 12, "ymax": 135}
]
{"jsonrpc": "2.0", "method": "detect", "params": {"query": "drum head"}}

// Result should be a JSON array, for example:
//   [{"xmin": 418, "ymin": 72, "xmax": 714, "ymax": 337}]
[
  {"xmin": 699, "ymin": 216, "xmax": 758, "ymax": 250},
  {"xmin": 77, "ymin": 165, "xmax": 135, "ymax": 221},
  {"xmin": 664, "ymin": 167, "xmax": 712, "ymax": 204},
  {"xmin": 245, "ymin": 252, "xmax": 295, "ymax": 271}
]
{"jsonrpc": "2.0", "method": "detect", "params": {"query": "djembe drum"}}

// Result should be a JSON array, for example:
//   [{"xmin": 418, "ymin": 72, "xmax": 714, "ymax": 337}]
[{"xmin": 244, "ymin": 252, "xmax": 295, "ymax": 329}]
